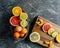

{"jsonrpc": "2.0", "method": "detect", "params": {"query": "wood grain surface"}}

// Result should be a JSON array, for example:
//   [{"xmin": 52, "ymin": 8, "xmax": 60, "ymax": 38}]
[{"xmin": 32, "ymin": 16, "xmax": 60, "ymax": 48}]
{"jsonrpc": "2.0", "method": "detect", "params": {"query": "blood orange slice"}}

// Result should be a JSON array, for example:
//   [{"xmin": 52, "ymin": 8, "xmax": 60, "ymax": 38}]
[
  {"xmin": 10, "ymin": 16, "xmax": 20, "ymax": 26},
  {"xmin": 42, "ymin": 23, "xmax": 52, "ymax": 33}
]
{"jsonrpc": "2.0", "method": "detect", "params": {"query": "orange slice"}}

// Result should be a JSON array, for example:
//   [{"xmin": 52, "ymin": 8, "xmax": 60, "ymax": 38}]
[{"xmin": 12, "ymin": 6, "xmax": 22, "ymax": 16}]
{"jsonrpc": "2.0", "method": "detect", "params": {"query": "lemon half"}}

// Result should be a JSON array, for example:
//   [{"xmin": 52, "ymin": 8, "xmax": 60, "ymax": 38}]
[{"xmin": 29, "ymin": 32, "xmax": 40, "ymax": 42}]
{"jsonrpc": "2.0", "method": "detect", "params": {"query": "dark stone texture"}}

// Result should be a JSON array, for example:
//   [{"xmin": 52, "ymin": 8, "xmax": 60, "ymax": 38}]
[{"xmin": 0, "ymin": 0, "xmax": 59, "ymax": 48}]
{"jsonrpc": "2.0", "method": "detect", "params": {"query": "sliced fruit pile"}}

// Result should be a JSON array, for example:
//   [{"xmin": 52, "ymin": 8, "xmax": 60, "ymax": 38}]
[
  {"xmin": 9, "ymin": 6, "xmax": 28, "ymax": 39},
  {"xmin": 36, "ymin": 18, "xmax": 60, "ymax": 43}
]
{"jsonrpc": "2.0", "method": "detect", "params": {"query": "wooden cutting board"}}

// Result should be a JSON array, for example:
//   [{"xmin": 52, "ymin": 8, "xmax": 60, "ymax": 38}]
[{"xmin": 32, "ymin": 16, "xmax": 60, "ymax": 48}]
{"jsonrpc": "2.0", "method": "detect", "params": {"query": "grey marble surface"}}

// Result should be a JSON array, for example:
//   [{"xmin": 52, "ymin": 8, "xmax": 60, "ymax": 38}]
[{"xmin": 0, "ymin": 0, "xmax": 60, "ymax": 48}]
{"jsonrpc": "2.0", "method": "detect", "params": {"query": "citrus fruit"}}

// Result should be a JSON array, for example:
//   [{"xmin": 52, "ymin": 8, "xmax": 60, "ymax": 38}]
[
  {"xmin": 20, "ymin": 32, "xmax": 25, "ymax": 37},
  {"xmin": 48, "ymin": 28, "xmax": 55, "ymax": 35},
  {"xmin": 9, "ymin": 16, "xmax": 20, "ymax": 26},
  {"xmin": 29, "ymin": 32, "xmax": 40, "ymax": 42},
  {"xmin": 14, "ymin": 26, "xmax": 22, "ymax": 32},
  {"xmin": 56, "ymin": 34, "xmax": 60, "ymax": 43},
  {"xmin": 20, "ymin": 13, "xmax": 28, "ymax": 20},
  {"xmin": 20, "ymin": 20, "xmax": 28, "ymax": 27},
  {"xmin": 14, "ymin": 32, "xmax": 20, "ymax": 39},
  {"xmin": 42, "ymin": 23, "xmax": 52, "ymax": 33},
  {"xmin": 52, "ymin": 31, "xmax": 58, "ymax": 38},
  {"xmin": 21, "ymin": 27, "xmax": 27, "ymax": 34},
  {"xmin": 12, "ymin": 6, "xmax": 22, "ymax": 16}
]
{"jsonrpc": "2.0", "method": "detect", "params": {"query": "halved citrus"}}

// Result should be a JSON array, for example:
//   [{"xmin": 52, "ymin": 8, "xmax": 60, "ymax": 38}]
[
  {"xmin": 14, "ymin": 26, "xmax": 22, "ymax": 32},
  {"xmin": 42, "ymin": 23, "xmax": 52, "ymax": 33},
  {"xmin": 52, "ymin": 31, "xmax": 58, "ymax": 38},
  {"xmin": 56, "ymin": 34, "xmax": 60, "ymax": 43},
  {"xmin": 9, "ymin": 16, "xmax": 20, "ymax": 26},
  {"xmin": 20, "ymin": 20, "xmax": 28, "ymax": 27},
  {"xmin": 48, "ymin": 28, "xmax": 55, "ymax": 35},
  {"xmin": 12, "ymin": 6, "xmax": 22, "ymax": 16},
  {"xmin": 29, "ymin": 32, "xmax": 40, "ymax": 42},
  {"xmin": 20, "ymin": 13, "xmax": 28, "ymax": 20}
]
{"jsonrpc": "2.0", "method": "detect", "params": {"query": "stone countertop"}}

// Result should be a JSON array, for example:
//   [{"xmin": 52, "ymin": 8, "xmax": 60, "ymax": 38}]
[{"xmin": 0, "ymin": 0, "xmax": 60, "ymax": 48}]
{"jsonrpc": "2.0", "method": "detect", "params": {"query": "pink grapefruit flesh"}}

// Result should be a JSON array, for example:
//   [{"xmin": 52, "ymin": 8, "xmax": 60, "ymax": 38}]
[
  {"xmin": 10, "ymin": 16, "xmax": 20, "ymax": 26},
  {"xmin": 42, "ymin": 23, "xmax": 52, "ymax": 33}
]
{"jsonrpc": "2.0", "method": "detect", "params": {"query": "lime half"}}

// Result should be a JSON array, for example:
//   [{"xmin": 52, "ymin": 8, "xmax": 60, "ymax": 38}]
[
  {"xmin": 48, "ymin": 28, "xmax": 55, "ymax": 35},
  {"xmin": 20, "ymin": 20, "xmax": 28, "ymax": 27},
  {"xmin": 20, "ymin": 13, "xmax": 28, "ymax": 20},
  {"xmin": 29, "ymin": 32, "xmax": 40, "ymax": 42},
  {"xmin": 52, "ymin": 31, "xmax": 58, "ymax": 38}
]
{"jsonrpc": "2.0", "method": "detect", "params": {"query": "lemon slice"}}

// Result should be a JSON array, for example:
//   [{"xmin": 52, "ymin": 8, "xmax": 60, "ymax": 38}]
[
  {"xmin": 52, "ymin": 31, "xmax": 58, "ymax": 38},
  {"xmin": 12, "ymin": 6, "xmax": 22, "ymax": 16},
  {"xmin": 48, "ymin": 28, "xmax": 55, "ymax": 35},
  {"xmin": 56, "ymin": 34, "xmax": 60, "ymax": 43},
  {"xmin": 29, "ymin": 32, "xmax": 40, "ymax": 42},
  {"xmin": 20, "ymin": 20, "xmax": 28, "ymax": 27},
  {"xmin": 20, "ymin": 13, "xmax": 28, "ymax": 20}
]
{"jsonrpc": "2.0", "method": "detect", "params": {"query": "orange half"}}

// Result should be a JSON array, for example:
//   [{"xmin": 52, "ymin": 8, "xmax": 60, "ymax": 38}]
[{"xmin": 12, "ymin": 6, "xmax": 22, "ymax": 16}]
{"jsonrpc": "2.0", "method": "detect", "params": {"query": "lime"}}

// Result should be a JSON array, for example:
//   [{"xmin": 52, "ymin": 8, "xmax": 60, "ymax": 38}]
[
  {"xmin": 29, "ymin": 32, "xmax": 40, "ymax": 42},
  {"xmin": 52, "ymin": 31, "xmax": 58, "ymax": 38},
  {"xmin": 56, "ymin": 34, "xmax": 60, "ymax": 43},
  {"xmin": 20, "ymin": 20, "xmax": 28, "ymax": 27},
  {"xmin": 20, "ymin": 13, "xmax": 28, "ymax": 20},
  {"xmin": 12, "ymin": 6, "xmax": 22, "ymax": 16},
  {"xmin": 48, "ymin": 28, "xmax": 55, "ymax": 35}
]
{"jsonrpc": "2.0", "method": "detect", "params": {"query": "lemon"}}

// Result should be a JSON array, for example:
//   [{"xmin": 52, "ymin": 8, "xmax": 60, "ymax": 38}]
[
  {"xmin": 29, "ymin": 32, "xmax": 40, "ymax": 42},
  {"xmin": 48, "ymin": 28, "xmax": 55, "ymax": 35},
  {"xmin": 20, "ymin": 13, "xmax": 28, "ymax": 20},
  {"xmin": 56, "ymin": 34, "xmax": 60, "ymax": 43},
  {"xmin": 12, "ymin": 6, "xmax": 22, "ymax": 16},
  {"xmin": 20, "ymin": 20, "xmax": 28, "ymax": 27}
]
